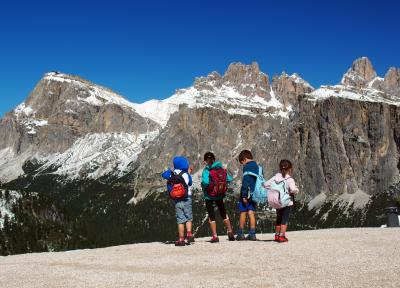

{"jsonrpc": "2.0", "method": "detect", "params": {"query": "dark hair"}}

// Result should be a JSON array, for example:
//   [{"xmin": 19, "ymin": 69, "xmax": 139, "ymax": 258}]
[
  {"xmin": 203, "ymin": 151, "xmax": 216, "ymax": 162},
  {"xmin": 279, "ymin": 159, "xmax": 293, "ymax": 177},
  {"xmin": 238, "ymin": 150, "xmax": 253, "ymax": 163}
]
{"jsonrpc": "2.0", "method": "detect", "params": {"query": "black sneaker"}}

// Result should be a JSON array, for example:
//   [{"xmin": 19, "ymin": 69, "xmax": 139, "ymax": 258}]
[
  {"xmin": 246, "ymin": 234, "xmax": 257, "ymax": 241},
  {"xmin": 236, "ymin": 234, "xmax": 246, "ymax": 241},
  {"xmin": 186, "ymin": 235, "xmax": 195, "ymax": 243},
  {"xmin": 228, "ymin": 231, "xmax": 235, "ymax": 241},
  {"xmin": 175, "ymin": 240, "xmax": 186, "ymax": 246}
]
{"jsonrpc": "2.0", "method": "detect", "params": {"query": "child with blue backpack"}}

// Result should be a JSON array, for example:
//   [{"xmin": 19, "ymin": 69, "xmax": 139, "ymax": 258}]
[
  {"xmin": 236, "ymin": 150, "xmax": 262, "ymax": 241},
  {"xmin": 161, "ymin": 156, "xmax": 194, "ymax": 246},
  {"xmin": 264, "ymin": 160, "xmax": 299, "ymax": 242}
]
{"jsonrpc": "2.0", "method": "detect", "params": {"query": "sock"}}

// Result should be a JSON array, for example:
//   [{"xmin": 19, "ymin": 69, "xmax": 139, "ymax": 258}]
[
  {"xmin": 179, "ymin": 236, "xmax": 185, "ymax": 241},
  {"xmin": 249, "ymin": 229, "xmax": 256, "ymax": 236},
  {"xmin": 212, "ymin": 234, "xmax": 218, "ymax": 238},
  {"xmin": 237, "ymin": 228, "xmax": 244, "ymax": 236},
  {"xmin": 187, "ymin": 231, "xmax": 193, "ymax": 237}
]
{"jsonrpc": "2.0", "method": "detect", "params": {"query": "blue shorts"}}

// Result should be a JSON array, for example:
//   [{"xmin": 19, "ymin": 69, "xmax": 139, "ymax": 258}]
[
  {"xmin": 175, "ymin": 198, "xmax": 193, "ymax": 224},
  {"xmin": 238, "ymin": 200, "xmax": 256, "ymax": 212}
]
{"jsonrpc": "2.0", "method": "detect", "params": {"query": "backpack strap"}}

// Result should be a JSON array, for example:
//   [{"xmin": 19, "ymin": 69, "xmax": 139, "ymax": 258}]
[{"xmin": 243, "ymin": 171, "xmax": 258, "ymax": 178}]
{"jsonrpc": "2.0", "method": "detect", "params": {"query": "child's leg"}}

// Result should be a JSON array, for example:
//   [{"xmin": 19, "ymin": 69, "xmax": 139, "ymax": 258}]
[
  {"xmin": 280, "ymin": 206, "xmax": 292, "ymax": 236},
  {"xmin": 216, "ymin": 199, "xmax": 233, "ymax": 233},
  {"xmin": 280, "ymin": 224, "xmax": 287, "ymax": 235},
  {"xmin": 206, "ymin": 200, "xmax": 217, "ymax": 236},
  {"xmin": 248, "ymin": 210, "xmax": 256, "ymax": 230},
  {"xmin": 178, "ymin": 223, "xmax": 185, "ymax": 239},
  {"xmin": 185, "ymin": 221, "xmax": 193, "ymax": 235},
  {"xmin": 184, "ymin": 198, "xmax": 194, "ymax": 240},
  {"xmin": 248, "ymin": 210, "xmax": 256, "ymax": 237},
  {"xmin": 209, "ymin": 219, "xmax": 217, "ymax": 237},
  {"xmin": 275, "ymin": 208, "xmax": 283, "ymax": 236},
  {"xmin": 237, "ymin": 211, "xmax": 247, "ymax": 236}
]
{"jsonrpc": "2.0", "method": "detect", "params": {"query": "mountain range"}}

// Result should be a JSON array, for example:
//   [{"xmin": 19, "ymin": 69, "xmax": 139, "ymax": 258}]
[{"xmin": 1, "ymin": 57, "xmax": 399, "ymax": 254}]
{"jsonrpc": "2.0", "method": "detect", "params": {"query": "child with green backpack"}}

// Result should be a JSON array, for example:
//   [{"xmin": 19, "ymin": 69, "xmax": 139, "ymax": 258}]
[
  {"xmin": 201, "ymin": 152, "xmax": 235, "ymax": 243},
  {"xmin": 264, "ymin": 160, "xmax": 299, "ymax": 242}
]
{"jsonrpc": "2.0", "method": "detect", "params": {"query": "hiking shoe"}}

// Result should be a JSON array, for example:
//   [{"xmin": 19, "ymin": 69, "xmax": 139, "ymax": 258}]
[
  {"xmin": 278, "ymin": 235, "xmax": 288, "ymax": 243},
  {"xmin": 175, "ymin": 240, "xmax": 186, "ymax": 246},
  {"xmin": 274, "ymin": 234, "xmax": 279, "ymax": 242},
  {"xmin": 186, "ymin": 235, "xmax": 195, "ymax": 243},
  {"xmin": 236, "ymin": 234, "xmax": 246, "ymax": 241},
  {"xmin": 246, "ymin": 234, "xmax": 257, "ymax": 241},
  {"xmin": 210, "ymin": 236, "xmax": 219, "ymax": 243},
  {"xmin": 228, "ymin": 231, "xmax": 235, "ymax": 241}
]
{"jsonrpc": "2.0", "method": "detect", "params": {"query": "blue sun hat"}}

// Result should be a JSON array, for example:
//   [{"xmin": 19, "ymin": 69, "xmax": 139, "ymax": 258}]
[{"xmin": 173, "ymin": 156, "xmax": 189, "ymax": 172}]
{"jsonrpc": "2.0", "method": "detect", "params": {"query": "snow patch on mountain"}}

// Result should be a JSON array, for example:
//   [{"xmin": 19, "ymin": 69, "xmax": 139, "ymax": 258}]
[
  {"xmin": 134, "ymin": 84, "xmax": 290, "ymax": 127},
  {"xmin": 14, "ymin": 103, "xmax": 48, "ymax": 134},
  {"xmin": 0, "ymin": 148, "xmax": 38, "ymax": 183},
  {"xmin": 308, "ymin": 85, "xmax": 400, "ymax": 106},
  {"xmin": 35, "ymin": 131, "xmax": 159, "ymax": 180}
]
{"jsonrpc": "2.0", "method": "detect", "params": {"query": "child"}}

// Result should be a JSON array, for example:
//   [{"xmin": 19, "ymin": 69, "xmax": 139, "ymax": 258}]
[
  {"xmin": 201, "ymin": 152, "xmax": 235, "ymax": 243},
  {"xmin": 236, "ymin": 149, "xmax": 260, "ymax": 241},
  {"xmin": 264, "ymin": 159, "xmax": 299, "ymax": 242},
  {"xmin": 162, "ymin": 156, "xmax": 194, "ymax": 246}
]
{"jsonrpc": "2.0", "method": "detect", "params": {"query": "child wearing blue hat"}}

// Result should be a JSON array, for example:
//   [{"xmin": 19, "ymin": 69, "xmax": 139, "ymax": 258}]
[{"xmin": 162, "ymin": 156, "xmax": 194, "ymax": 246}]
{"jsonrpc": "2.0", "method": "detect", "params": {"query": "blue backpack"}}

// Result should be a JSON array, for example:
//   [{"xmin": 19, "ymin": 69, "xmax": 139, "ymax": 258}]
[{"xmin": 243, "ymin": 165, "xmax": 268, "ymax": 204}]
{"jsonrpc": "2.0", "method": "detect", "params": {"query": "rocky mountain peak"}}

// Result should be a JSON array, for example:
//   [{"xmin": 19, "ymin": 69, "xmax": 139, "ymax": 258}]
[
  {"xmin": 222, "ymin": 61, "xmax": 270, "ymax": 99},
  {"xmin": 341, "ymin": 57, "xmax": 377, "ymax": 88},
  {"xmin": 384, "ymin": 67, "xmax": 400, "ymax": 93},
  {"xmin": 271, "ymin": 72, "xmax": 314, "ymax": 107}
]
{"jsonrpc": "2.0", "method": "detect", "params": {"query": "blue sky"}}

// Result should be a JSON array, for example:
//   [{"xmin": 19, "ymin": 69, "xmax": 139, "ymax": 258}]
[{"xmin": 1, "ymin": 0, "xmax": 399, "ymax": 117}]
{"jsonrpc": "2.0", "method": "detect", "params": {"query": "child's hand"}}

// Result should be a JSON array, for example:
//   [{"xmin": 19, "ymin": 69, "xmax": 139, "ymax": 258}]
[
  {"xmin": 188, "ymin": 165, "xmax": 194, "ymax": 174},
  {"xmin": 242, "ymin": 198, "xmax": 248, "ymax": 206}
]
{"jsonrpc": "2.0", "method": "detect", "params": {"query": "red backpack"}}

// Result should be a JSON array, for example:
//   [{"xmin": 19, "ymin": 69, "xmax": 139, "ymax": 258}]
[
  {"xmin": 167, "ymin": 171, "xmax": 188, "ymax": 200},
  {"xmin": 207, "ymin": 168, "xmax": 228, "ymax": 198}
]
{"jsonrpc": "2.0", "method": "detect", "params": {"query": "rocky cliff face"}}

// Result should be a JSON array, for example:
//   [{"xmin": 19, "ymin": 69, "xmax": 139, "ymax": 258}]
[
  {"xmin": 0, "ymin": 57, "xmax": 399, "ymax": 217},
  {"xmin": 0, "ymin": 73, "xmax": 159, "ymax": 181}
]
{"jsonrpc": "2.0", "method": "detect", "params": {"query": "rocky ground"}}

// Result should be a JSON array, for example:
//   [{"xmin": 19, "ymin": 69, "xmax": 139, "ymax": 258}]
[{"xmin": 0, "ymin": 228, "xmax": 399, "ymax": 288}]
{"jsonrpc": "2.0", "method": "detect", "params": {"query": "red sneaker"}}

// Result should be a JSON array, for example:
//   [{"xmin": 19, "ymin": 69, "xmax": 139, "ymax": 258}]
[
  {"xmin": 210, "ymin": 236, "xmax": 219, "ymax": 243},
  {"xmin": 278, "ymin": 235, "xmax": 288, "ymax": 242},
  {"xmin": 274, "ymin": 234, "xmax": 279, "ymax": 241}
]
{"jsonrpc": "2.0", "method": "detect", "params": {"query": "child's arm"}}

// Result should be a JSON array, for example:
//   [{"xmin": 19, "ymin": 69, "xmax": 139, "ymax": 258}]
[
  {"xmin": 161, "ymin": 170, "xmax": 172, "ymax": 180},
  {"xmin": 201, "ymin": 169, "xmax": 209, "ymax": 186},
  {"xmin": 188, "ymin": 173, "xmax": 193, "ymax": 187},
  {"xmin": 263, "ymin": 177, "xmax": 274, "ymax": 189},
  {"xmin": 240, "ymin": 174, "xmax": 252, "ymax": 199},
  {"xmin": 287, "ymin": 178, "xmax": 299, "ymax": 195},
  {"xmin": 226, "ymin": 170, "xmax": 233, "ymax": 183}
]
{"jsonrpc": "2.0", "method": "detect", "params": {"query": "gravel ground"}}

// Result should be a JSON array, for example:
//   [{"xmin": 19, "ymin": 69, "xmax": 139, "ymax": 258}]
[{"xmin": 1, "ymin": 228, "xmax": 399, "ymax": 288}]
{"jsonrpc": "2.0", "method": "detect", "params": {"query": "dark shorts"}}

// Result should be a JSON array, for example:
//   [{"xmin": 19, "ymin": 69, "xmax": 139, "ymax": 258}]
[
  {"xmin": 276, "ymin": 206, "xmax": 292, "ymax": 225},
  {"xmin": 238, "ymin": 200, "xmax": 256, "ymax": 212},
  {"xmin": 205, "ymin": 199, "xmax": 227, "ymax": 221}
]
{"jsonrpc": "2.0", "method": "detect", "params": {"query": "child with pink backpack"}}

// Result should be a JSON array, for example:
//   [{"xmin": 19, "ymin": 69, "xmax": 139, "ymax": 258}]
[{"xmin": 264, "ymin": 160, "xmax": 299, "ymax": 242}]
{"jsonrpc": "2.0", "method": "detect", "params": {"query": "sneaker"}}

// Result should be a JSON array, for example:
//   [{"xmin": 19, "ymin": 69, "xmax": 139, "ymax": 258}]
[
  {"xmin": 236, "ymin": 234, "xmax": 246, "ymax": 241},
  {"xmin": 228, "ymin": 231, "xmax": 235, "ymax": 241},
  {"xmin": 274, "ymin": 234, "xmax": 279, "ymax": 242},
  {"xmin": 175, "ymin": 239, "xmax": 186, "ymax": 246},
  {"xmin": 210, "ymin": 236, "xmax": 219, "ymax": 243},
  {"xmin": 278, "ymin": 235, "xmax": 288, "ymax": 242},
  {"xmin": 186, "ymin": 235, "xmax": 195, "ymax": 243},
  {"xmin": 246, "ymin": 234, "xmax": 257, "ymax": 241}
]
